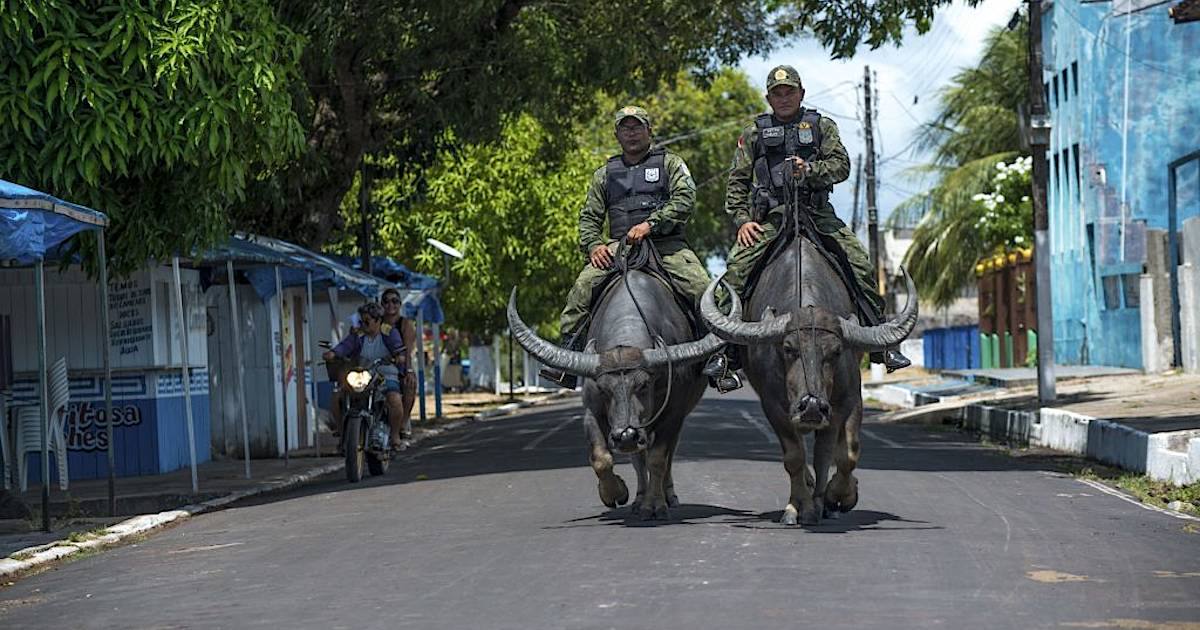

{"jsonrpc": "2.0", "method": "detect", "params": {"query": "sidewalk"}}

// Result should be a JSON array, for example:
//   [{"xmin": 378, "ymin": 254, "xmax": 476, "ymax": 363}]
[
  {"xmin": 0, "ymin": 388, "xmax": 577, "ymax": 579},
  {"xmin": 867, "ymin": 369, "xmax": 1200, "ymax": 486}
]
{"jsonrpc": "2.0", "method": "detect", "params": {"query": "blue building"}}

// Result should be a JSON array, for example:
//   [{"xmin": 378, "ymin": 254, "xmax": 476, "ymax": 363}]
[{"xmin": 1043, "ymin": 0, "xmax": 1199, "ymax": 368}]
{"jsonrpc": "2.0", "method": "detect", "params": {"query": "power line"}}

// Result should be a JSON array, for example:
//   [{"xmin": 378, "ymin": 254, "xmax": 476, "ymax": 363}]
[{"xmin": 887, "ymin": 91, "xmax": 924, "ymax": 126}]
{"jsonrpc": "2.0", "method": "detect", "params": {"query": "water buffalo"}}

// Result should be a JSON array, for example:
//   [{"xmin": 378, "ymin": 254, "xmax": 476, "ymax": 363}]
[
  {"xmin": 700, "ymin": 236, "xmax": 917, "ymax": 525},
  {"xmin": 508, "ymin": 270, "xmax": 733, "ymax": 519}
]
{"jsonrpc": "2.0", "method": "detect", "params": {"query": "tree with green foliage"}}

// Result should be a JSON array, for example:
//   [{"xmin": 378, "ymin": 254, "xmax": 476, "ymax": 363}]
[
  {"xmin": 247, "ymin": 0, "xmax": 974, "ymax": 251},
  {"xmin": 242, "ymin": 0, "xmax": 776, "ymax": 248},
  {"xmin": 892, "ymin": 18, "xmax": 1029, "ymax": 308},
  {"xmin": 0, "ymin": 0, "xmax": 305, "ymax": 272},
  {"xmin": 346, "ymin": 69, "xmax": 764, "ymax": 335},
  {"xmin": 354, "ymin": 115, "xmax": 591, "ymax": 335}
]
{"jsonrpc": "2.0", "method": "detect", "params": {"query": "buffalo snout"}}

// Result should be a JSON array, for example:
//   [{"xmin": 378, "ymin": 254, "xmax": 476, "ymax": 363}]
[
  {"xmin": 791, "ymin": 394, "xmax": 831, "ymax": 428},
  {"xmin": 610, "ymin": 426, "xmax": 648, "ymax": 453}
]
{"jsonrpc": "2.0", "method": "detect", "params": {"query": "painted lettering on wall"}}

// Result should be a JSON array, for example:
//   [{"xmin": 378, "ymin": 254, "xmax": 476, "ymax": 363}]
[
  {"xmin": 64, "ymin": 401, "xmax": 144, "ymax": 451},
  {"xmin": 109, "ymin": 278, "xmax": 152, "ymax": 356}
]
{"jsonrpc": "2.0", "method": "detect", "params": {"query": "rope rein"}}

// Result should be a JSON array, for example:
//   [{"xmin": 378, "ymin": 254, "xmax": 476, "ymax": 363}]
[{"xmin": 614, "ymin": 237, "xmax": 673, "ymax": 431}]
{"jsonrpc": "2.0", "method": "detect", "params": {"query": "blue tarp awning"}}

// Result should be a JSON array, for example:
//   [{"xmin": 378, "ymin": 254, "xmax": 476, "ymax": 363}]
[
  {"xmin": 0, "ymin": 179, "xmax": 108, "ymax": 265},
  {"xmin": 402, "ymin": 289, "xmax": 445, "ymax": 324},
  {"xmin": 327, "ymin": 254, "xmax": 444, "ymax": 323},
  {"xmin": 327, "ymin": 255, "xmax": 441, "ymax": 290},
  {"xmin": 235, "ymin": 234, "xmax": 386, "ymax": 299}
]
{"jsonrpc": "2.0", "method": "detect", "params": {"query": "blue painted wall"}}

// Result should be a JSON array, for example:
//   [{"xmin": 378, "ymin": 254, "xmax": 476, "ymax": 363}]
[
  {"xmin": 1043, "ymin": 0, "xmax": 1200, "ymax": 368},
  {"xmin": 923, "ymin": 325, "xmax": 981, "ymax": 370},
  {"xmin": 18, "ymin": 370, "xmax": 212, "ymax": 484}
]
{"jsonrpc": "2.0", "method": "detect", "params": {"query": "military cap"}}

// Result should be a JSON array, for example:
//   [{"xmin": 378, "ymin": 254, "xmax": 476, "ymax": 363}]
[
  {"xmin": 766, "ymin": 65, "xmax": 803, "ymax": 90},
  {"xmin": 614, "ymin": 105, "xmax": 651, "ymax": 128}
]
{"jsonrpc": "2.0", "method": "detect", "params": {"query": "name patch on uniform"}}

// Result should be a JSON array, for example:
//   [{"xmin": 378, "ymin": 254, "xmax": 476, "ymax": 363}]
[
  {"xmin": 760, "ymin": 126, "xmax": 784, "ymax": 139},
  {"xmin": 644, "ymin": 167, "xmax": 660, "ymax": 183}
]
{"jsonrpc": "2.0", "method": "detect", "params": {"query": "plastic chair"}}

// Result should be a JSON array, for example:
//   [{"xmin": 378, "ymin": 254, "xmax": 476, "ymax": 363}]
[{"xmin": 16, "ymin": 357, "xmax": 70, "ymax": 492}]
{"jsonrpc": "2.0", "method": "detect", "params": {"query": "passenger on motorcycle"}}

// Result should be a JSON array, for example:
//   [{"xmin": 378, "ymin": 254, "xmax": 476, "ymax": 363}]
[{"xmin": 323, "ymin": 303, "xmax": 409, "ymax": 451}]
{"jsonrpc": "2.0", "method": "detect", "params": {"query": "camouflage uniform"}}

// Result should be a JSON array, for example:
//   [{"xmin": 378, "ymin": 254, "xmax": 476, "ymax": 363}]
[
  {"xmin": 559, "ymin": 111, "xmax": 711, "ymax": 335},
  {"xmin": 721, "ymin": 90, "xmax": 884, "ymax": 318}
]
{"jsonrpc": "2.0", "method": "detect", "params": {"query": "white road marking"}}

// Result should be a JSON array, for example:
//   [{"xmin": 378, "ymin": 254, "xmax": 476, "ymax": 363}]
[
  {"xmin": 740, "ymin": 411, "xmax": 776, "ymax": 443},
  {"xmin": 859, "ymin": 427, "xmax": 907, "ymax": 449},
  {"xmin": 522, "ymin": 416, "xmax": 579, "ymax": 451},
  {"xmin": 1075, "ymin": 478, "xmax": 1200, "ymax": 522}
]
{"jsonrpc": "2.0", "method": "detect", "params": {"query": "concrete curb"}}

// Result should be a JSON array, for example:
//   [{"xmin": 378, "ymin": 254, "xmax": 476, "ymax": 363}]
[
  {"xmin": 880, "ymin": 381, "xmax": 1200, "ymax": 486},
  {"xmin": 0, "ymin": 390, "xmax": 579, "ymax": 581}
]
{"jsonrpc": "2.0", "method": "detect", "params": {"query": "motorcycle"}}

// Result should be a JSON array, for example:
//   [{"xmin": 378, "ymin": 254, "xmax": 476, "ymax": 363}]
[{"xmin": 330, "ymin": 355, "xmax": 394, "ymax": 482}]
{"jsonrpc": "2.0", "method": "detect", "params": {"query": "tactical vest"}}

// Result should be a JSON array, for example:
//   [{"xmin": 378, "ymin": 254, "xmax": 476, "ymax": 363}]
[
  {"xmin": 751, "ymin": 109, "xmax": 828, "ymax": 216},
  {"xmin": 604, "ymin": 149, "xmax": 679, "ymax": 240}
]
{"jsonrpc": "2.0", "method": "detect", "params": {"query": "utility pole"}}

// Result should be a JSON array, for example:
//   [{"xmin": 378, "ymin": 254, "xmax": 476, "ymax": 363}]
[
  {"xmin": 863, "ymin": 66, "xmax": 882, "ymax": 295},
  {"xmin": 359, "ymin": 161, "xmax": 373, "ymax": 275},
  {"xmin": 850, "ymin": 154, "xmax": 863, "ymax": 235},
  {"xmin": 1028, "ymin": 0, "xmax": 1056, "ymax": 402}
]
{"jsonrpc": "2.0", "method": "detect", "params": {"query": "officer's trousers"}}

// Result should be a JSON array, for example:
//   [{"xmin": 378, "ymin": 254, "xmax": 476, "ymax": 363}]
[
  {"xmin": 560, "ymin": 239, "xmax": 711, "ymax": 335},
  {"xmin": 719, "ymin": 217, "xmax": 885, "ymax": 318}
]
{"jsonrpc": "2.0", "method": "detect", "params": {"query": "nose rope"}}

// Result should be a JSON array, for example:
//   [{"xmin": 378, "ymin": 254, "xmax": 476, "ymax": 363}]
[{"xmin": 615, "ymin": 238, "xmax": 673, "ymax": 432}]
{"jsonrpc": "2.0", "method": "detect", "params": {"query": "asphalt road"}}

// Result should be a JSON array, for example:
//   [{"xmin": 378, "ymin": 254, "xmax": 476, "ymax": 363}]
[{"xmin": 2, "ymin": 389, "xmax": 1198, "ymax": 629}]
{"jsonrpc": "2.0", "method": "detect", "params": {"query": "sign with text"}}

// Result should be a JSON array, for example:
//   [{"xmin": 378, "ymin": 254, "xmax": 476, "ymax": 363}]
[{"xmin": 109, "ymin": 275, "xmax": 153, "ymax": 362}]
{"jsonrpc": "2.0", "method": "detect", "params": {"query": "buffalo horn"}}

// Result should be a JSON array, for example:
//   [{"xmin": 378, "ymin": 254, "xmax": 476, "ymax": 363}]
[
  {"xmin": 507, "ymin": 288, "xmax": 600, "ymax": 377},
  {"xmin": 839, "ymin": 267, "xmax": 920, "ymax": 351},
  {"xmin": 698, "ymin": 274, "xmax": 792, "ymax": 344}
]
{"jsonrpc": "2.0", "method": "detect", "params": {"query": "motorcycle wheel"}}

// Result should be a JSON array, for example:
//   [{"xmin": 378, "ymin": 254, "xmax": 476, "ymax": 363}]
[{"xmin": 345, "ymin": 416, "xmax": 366, "ymax": 483}]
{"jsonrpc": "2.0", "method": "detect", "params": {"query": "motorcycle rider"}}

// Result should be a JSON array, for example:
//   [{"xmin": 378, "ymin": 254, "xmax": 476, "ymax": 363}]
[{"xmin": 323, "ymin": 303, "xmax": 409, "ymax": 451}]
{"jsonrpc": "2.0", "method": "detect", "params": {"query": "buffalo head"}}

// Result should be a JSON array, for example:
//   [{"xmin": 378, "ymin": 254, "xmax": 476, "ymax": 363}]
[
  {"xmin": 507, "ymin": 287, "xmax": 737, "ymax": 452},
  {"xmin": 699, "ymin": 270, "xmax": 919, "ymax": 429}
]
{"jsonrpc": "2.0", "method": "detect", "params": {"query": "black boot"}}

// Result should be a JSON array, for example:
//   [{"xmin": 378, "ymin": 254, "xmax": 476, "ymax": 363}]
[
  {"xmin": 870, "ymin": 349, "xmax": 912, "ymax": 373},
  {"xmin": 702, "ymin": 350, "xmax": 744, "ymax": 393},
  {"xmin": 538, "ymin": 334, "xmax": 581, "ymax": 389}
]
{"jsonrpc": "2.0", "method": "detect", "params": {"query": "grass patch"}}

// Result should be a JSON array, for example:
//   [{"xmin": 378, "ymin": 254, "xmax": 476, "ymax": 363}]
[
  {"xmin": 940, "ymin": 422, "xmax": 1200, "ymax": 517},
  {"xmin": 1076, "ymin": 468, "xmax": 1200, "ymax": 514},
  {"xmin": 64, "ymin": 527, "xmax": 108, "ymax": 544}
]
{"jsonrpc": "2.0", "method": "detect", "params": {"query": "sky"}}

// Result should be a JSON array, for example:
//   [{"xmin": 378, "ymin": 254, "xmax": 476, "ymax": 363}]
[{"xmin": 736, "ymin": 0, "xmax": 1022, "ymax": 231}]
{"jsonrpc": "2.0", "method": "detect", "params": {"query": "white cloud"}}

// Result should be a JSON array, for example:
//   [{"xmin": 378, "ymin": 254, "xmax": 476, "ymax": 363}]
[{"xmin": 736, "ymin": 0, "xmax": 1021, "ymax": 231}]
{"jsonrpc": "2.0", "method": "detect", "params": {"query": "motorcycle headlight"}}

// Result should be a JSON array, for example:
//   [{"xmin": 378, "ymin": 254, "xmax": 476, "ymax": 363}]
[{"xmin": 346, "ymin": 369, "xmax": 372, "ymax": 392}]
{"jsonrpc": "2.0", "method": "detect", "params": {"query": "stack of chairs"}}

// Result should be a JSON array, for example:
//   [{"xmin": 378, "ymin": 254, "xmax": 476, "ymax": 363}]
[{"xmin": 15, "ymin": 357, "xmax": 70, "ymax": 492}]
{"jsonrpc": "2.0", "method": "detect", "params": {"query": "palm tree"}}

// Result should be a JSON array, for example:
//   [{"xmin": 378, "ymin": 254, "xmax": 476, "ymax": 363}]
[{"xmin": 892, "ymin": 16, "xmax": 1029, "ymax": 309}]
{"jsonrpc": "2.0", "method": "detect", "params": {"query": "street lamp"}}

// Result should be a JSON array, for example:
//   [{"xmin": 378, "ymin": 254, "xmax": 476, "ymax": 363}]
[
  {"xmin": 423, "ymin": 238, "xmax": 464, "ymax": 419},
  {"xmin": 426, "ymin": 237, "xmax": 463, "ymax": 288}
]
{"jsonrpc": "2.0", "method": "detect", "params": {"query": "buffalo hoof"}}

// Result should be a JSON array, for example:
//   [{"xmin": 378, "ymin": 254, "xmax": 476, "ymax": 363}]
[
  {"xmin": 800, "ymin": 504, "xmax": 822, "ymax": 526},
  {"xmin": 780, "ymin": 505, "xmax": 799, "ymax": 526},
  {"xmin": 598, "ymin": 475, "xmax": 629, "ymax": 508},
  {"xmin": 825, "ymin": 474, "xmax": 859, "ymax": 513},
  {"xmin": 666, "ymin": 492, "xmax": 680, "ymax": 508},
  {"xmin": 638, "ymin": 498, "xmax": 670, "ymax": 521}
]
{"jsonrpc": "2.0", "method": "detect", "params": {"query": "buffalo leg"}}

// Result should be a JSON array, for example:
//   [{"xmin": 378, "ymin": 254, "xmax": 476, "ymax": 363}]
[
  {"xmin": 630, "ymin": 451, "xmax": 648, "ymax": 512},
  {"xmin": 780, "ymin": 434, "xmax": 819, "ymax": 525},
  {"xmin": 762, "ymin": 398, "xmax": 812, "ymax": 525},
  {"xmin": 812, "ymin": 424, "xmax": 838, "ymax": 519},
  {"xmin": 663, "ymin": 426, "xmax": 683, "ymax": 507},
  {"xmin": 825, "ymin": 401, "xmax": 862, "ymax": 513},
  {"xmin": 639, "ymin": 442, "xmax": 672, "ymax": 520},
  {"xmin": 585, "ymin": 410, "xmax": 628, "ymax": 508}
]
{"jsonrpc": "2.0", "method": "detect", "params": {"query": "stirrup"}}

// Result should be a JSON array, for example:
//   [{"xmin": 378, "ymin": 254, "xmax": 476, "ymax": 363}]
[{"xmin": 710, "ymin": 370, "xmax": 743, "ymax": 394}]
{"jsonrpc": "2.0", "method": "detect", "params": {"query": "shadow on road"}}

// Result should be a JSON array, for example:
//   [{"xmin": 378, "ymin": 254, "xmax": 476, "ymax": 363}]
[
  {"xmin": 221, "ymin": 397, "xmax": 1067, "ymax": 515},
  {"xmin": 734, "ymin": 509, "xmax": 943, "ymax": 534}
]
